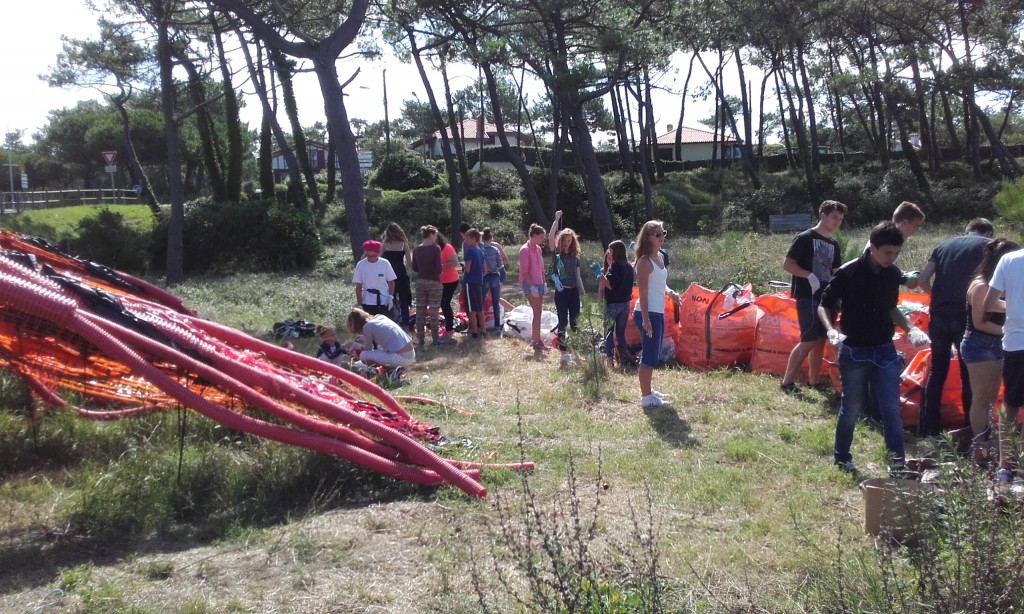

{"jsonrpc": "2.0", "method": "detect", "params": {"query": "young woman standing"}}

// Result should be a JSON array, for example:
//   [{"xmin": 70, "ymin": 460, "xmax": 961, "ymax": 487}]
[{"xmin": 632, "ymin": 221, "xmax": 670, "ymax": 407}]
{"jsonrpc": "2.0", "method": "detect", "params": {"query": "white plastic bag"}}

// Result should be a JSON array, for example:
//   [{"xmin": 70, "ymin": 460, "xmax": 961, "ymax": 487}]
[{"xmin": 502, "ymin": 305, "xmax": 558, "ymax": 343}]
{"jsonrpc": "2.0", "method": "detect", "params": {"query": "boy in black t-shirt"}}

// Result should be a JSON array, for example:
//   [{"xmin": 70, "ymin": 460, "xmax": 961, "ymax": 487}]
[
  {"xmin": 819, "ymin": 222, "xmax": 931, "ymax": 474},
  {"xmin": 779, "ymin": 200, "xmax": 847, "ymax": 392}
]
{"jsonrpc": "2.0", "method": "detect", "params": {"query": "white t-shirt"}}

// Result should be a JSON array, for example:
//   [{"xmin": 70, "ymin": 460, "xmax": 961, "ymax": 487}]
[
  {"xmin": 352, "ymin": 258, "xmax": 397, "ymax": 306},
  {"xmin": 990, "ymin": 249, "xmax": 1024, "ymax": 352}
]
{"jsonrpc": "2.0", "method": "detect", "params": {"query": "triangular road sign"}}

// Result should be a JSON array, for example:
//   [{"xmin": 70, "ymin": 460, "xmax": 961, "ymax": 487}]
[{"xmin": 101, "ymin": 151, "xmax": 118, "ymax": 165}]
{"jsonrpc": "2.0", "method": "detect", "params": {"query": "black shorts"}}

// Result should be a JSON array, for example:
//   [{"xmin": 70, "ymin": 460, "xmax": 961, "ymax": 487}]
[
  {"xmin": 796, "ymin": 297, "xmax": 827, "ymax": 343},
  {"xmin": 1003, "ymin": 349, "xmax": 1024, "ymax": 409},
  {"xmin": 465, "ymin": 282, "xmax": 484, "ymax": 313}
]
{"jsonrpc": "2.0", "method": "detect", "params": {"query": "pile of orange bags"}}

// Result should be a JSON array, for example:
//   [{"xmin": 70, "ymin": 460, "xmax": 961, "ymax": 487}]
[{"xmin": 618, "ymin": 282, "xmax": 969, "ymax": 430}]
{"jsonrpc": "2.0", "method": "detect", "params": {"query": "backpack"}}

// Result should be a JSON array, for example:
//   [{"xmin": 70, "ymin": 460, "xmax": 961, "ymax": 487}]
[{"xmin": 482, "ymin": 243, "xmax": 504, "ymax": 276}]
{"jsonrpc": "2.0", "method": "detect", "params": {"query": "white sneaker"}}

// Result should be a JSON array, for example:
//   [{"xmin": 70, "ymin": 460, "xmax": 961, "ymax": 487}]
[
  {"xmin": 651, "ymin": 390, "xmax": 670, "ymax": 401},
  {"xmin": 640, "ymin": 393, "xmax": 663, "ymax": 408}
]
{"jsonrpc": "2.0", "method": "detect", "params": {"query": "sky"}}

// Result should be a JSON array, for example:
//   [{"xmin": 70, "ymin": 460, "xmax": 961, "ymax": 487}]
[{"xmin": 0, "ymin": 1, "xmax": 712, "ymax": 147}]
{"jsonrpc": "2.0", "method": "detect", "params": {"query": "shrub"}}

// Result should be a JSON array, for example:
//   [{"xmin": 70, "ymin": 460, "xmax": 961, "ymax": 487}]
[
  {"xmin": 364, "ymin": 188, "xmax": 449, "ymax": 237},
  {"xmin": 466, "ymin": 167, "xmax": 523, "ymax": 200},
  {"xmin": 73, "ymin": 208, "xmax": 152, "ymax": 274},
  {"xmin": 720, "ymin": 173, "xmax": 811, "ymax": 231},
  {"xmin": 879, "ymin": 162, "xmax": 925, "ymax": 205},
  {"xmin": 151, "ymin": 198, "xmax": 322, "ymax": 274},
  {"xmin": 993, "ymin": 177, "xmax": 1024, "ymax": 227},
  {"xmin": 368, "ymin": 151, "xmax": 439, "ymax": 192}
]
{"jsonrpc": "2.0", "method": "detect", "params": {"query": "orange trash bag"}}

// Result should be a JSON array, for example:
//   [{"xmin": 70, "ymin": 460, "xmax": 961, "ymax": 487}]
[
  {"xmin": 750, "ymin": 292, "xmax": 827, "ymax": 379},
  {"xmin": 899, "ymin": 348, "xmax": 966, "ymax": 430},
  {"xmin": 675, "ymin": 283, "xmax": 757, "ymax": 370},
  {"xmin": 624, "ymin": 285, "xmax": 681, "ymax": 347}
]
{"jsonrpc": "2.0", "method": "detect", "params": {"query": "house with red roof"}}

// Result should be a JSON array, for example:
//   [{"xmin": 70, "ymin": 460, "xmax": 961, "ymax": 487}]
[
  {"xmin": 655, "ymin": 125, "xmax": 741, "ymax": 162},
  {"xmin": 410, "ymin": 116, "xmax": 534, "ymax": 169}
]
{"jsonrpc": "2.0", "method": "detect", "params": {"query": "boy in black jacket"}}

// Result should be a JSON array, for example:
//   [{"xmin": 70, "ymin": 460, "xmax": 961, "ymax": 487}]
[{"xmin": 818, "ymin": 221, "xmax": 931, "ymax": 474}]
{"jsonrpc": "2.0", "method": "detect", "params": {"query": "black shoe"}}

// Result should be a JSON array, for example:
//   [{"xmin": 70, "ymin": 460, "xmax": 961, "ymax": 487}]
[{"xmin": 780, "ymin": 382, "xmax": 797, "ymax": 394}]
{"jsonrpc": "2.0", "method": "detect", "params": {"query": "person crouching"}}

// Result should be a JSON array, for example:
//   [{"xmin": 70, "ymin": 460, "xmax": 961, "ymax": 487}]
[{"xmin": 345, "ymin": 308, "xmax": 416, "ymax": 367}]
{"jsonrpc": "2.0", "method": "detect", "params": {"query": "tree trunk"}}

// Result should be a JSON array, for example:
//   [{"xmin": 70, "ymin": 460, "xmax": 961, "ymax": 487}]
[
  {"xmin": 696, "ymin": 52, "xmax": 761, "ymax": 188},
  {"xmin": 779, "ymin": 57, "xmax": 816, "ymax": 201},
  {"xmin": 630, "ymin": 80, "xmax": 654, "ymax": 219},
  {"xmin": 568, "ymin": 101, "xmax": 614, "ymax": 247},
  {"xmin": 275, "ymin": 52, "xmax": 319, "ymax": 214},
  {"xmin": 212, "ymin": 17, "xmax": 243, "ymax": 202},
  {"xmin": 972, "ymin": 99, "xmax": 1024, "ymax": 179},
  {"xmin": 644, "ymin": 71, "xmax": 664, "ymax": 180},
  {"xmin": 610, "ymin": 85, "xmax": 636, "ymax": 182},
  {"xmin": 908, "ymin": 49, "xmax": 938, "ymax": 177},
  {"xmin": 481, "ymin": 62, "xmax": 546, "ymax": 226},
  {"xmin": 886, "ymin": 92, "xmax": 932, "ymax": 204},
  {"xmin": 111, "ymin": 95, "xmax": 158, "ymax": 211},
  {"xmin": 325, "ymin": 137, "xmax": 337, "ymax": 203},
  {"xmin": 796, "ymin": 44, "xmax": 821, "ymax": 172},
  {"xmin": 237, "ymin": 33, "xmax": 305, "ymax": 208},
  {"xmin": 312, "ymin": 56, "xmax": 369, "ymax": 262},
  {"xmin": 408, "ymin": 29, "xmax": 462, "ymax": 245},
  {"xmin": 440, "ymin": 57, "xmax": 471, "ymax": 191},
  {"xmin": 157, "ymin": 2, "xmax": 184, "ymax": 283},
  {"xmin": 176, "ymin": 52, "xmax": 226, "ymax": 202}
]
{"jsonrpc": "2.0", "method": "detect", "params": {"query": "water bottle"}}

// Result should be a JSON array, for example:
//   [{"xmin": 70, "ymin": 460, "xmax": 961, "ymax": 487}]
[
  {"xmin": 591, "ymin": 262, "xmax": 602, "ymax": 277},
  {"xmin": 551, "ymin": 273, "xmax": 564, "ymax": 292},
  {"xmin": 629, "ymin": 240, "xmax": 636, "ymax": 251}
]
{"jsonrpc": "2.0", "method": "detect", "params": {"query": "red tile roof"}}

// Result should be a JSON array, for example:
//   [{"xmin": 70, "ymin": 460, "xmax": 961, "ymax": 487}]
[{"xmin": 656, "ymin": 125, "xmax": 736, "ymax": 145}]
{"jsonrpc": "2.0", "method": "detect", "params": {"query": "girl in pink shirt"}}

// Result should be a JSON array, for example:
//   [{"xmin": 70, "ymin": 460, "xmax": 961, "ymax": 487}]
[{"xmin": 519, "ymin": 223, "xmax": 547, "ymax": 350}]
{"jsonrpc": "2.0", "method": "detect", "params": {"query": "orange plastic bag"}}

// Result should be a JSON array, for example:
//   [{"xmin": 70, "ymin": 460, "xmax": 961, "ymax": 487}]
[
  {"xmin": 899, "ymin": 348, "xmax": 966, "ymax": 430},
  {"xmin": 675, "ymin": 283, "xmax": 757, "ymax": 370},
  {"xmin": 750, "ymin": 292, "xmax": 826, "ymax": 379},
  {"xmin": 624, "ymin": 285, "xmax": 681, "ymax": 346}
]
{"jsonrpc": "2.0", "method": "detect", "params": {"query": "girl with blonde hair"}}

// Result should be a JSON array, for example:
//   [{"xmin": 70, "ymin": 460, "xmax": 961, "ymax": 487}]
[
  {"xmin": 548, "ymin": 211, "xmax": 584, "ymax": 363},
  {"xmin": 632, "ymin": 220, "xmax": 670, "ymax": 407}
]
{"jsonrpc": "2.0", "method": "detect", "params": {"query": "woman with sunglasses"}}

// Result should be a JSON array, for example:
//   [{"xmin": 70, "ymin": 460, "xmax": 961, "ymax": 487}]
[{"xmin": 633, "ymin": 221, "xmax": 670, "ymax": 408}]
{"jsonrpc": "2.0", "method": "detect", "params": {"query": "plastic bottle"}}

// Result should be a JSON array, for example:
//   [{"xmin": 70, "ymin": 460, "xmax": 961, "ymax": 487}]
[{"xmin": 591, "ymin": 262, "xmax": 602, "ymax": 277}]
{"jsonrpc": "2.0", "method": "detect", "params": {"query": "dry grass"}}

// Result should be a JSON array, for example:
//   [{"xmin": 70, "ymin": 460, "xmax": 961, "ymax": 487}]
[{"xmin": 0, "ymin": 223, "xmax": 987, "ymax": 612}]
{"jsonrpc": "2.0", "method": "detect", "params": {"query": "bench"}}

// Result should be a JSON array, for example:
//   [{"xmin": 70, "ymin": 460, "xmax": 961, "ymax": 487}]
[{"xmin": 768, "ymin": 213, "xmax": 813, "ymax": 233}]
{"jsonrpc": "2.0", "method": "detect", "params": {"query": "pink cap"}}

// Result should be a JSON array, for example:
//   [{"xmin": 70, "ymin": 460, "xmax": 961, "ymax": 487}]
[{"xmin": 362, "ymin": 240, "xmax": 382, "ymax": 253}]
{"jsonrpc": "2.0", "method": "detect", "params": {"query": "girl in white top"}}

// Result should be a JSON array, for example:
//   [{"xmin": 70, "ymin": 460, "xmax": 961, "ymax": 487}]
[{"xmin": 632, "ymin": 220, "xmax": 670, "ymax": 408}]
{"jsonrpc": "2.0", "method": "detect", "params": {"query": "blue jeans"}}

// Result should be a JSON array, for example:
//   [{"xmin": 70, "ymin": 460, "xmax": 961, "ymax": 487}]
[
  {"xmin": 603, "ymin": 302, "xmax": 630, "ymax": 358},
  {"xmin": 835, "ymin": 343, "xmax": 905, "ymax": 468},
  {"xmin": 632, "ymin": 311, "xmax": 665, "ymax": 369},
  {"xmin": 484, "ymin": 273, "xmax": 502, "ymax": 327},
  {"xmin": 921, "ymin": 312, "xmax": 971, "ymax": 436}
]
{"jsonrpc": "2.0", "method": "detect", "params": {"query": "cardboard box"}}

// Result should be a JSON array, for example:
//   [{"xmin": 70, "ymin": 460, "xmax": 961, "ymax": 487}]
[{"xmin": 861, "ymin": 478, "xmax": 934, "ymax": 542}]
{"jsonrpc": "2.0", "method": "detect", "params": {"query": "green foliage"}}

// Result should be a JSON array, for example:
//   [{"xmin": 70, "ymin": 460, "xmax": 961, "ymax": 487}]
[
  {"xmin": 74, "ymin": 208, "xmax": 152, "ymax": 274},
  {"xmin": 721, "ymin": 173, "xmax": 810, "ymax": 231},
  {"xmin": 368, "ymin": 151, "xmax": 439, "ymax": 191},
  {"xmin": 800, "ymin": 461, "xmax": 1024, "ymax": 612},
  {"xmin": 0, "ymin": 205, "xmax": 156, "ymax": 244},
  {"xmin": 993, "ymin": 177, "xmax": 1024, "ymax": 226},
  {"xmin": 363, "ymin": 188, "xmax": 449, "ymax": 237},
  {"xmin": 466, "ymin": 167, "xmax": 523, "ymax": 200},
  {"xmin": 151, "ymin": 198, "xmax": 322, "ymax": 274},
  {"xmin": 879, "ymin": 162, "xmax": 925, "ymax": 205},
  {"xmin": 460, "ymin": 197, "xmax": 524, "ymax": 245}
]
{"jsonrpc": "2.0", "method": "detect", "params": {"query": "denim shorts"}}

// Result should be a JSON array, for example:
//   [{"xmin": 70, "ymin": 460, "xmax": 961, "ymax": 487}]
[
  {"xmin": 632, "ymin": 310, "xmax": 665, "ymax": 369},
  {"xmin": 960, "ymin": 331, "xmax": 1003, "ymax": 364},
  {"xmin": 521, "ymin": 283, "xmax": 546, "ymax": 297}
]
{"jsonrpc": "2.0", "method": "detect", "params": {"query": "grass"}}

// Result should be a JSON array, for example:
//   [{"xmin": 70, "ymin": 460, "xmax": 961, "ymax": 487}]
[
  {"xmin": 0, "ymin": 204, "xmax": 156, "ymax": 243},
  {"xmin": 1, "ymin": 223, "xmax": 1020, "ymax": 611}
]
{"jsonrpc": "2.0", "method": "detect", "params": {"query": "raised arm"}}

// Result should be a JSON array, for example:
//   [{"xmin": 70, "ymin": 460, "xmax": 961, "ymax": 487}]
[{"xmin": 548, "ymin": 211, "xmax": 562, "ymax": 252}]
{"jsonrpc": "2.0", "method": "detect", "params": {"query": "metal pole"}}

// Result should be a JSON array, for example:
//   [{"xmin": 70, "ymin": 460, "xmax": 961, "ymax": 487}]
[
  {"xmin": 110, "ymin": 170, "xmax": 117, "ymax": 204},
  {"xmin": 6, "ymin": 130, "xmax": 14, "ymax": 213},
  {"xmin": 383, "ymin": 69, "xmax": 391, "ymax": 157}
]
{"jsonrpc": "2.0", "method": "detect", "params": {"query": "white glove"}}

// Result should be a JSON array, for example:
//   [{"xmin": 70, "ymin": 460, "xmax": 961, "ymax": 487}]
[
  {"xmin": 827, "ymin": 329, "xmax": 846, "ymax": 347},
  {"xmin": 807, "ymin": 272, "xmax": 821, "ymax": 294},
  {"xmin": 907, "ymin": 327, "xmax": 931, "ymax": 348}
]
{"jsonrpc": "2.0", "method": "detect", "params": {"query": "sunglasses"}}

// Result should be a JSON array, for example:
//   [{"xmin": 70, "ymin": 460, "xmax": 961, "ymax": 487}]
[{"xmin": 654, "ymin": 231, "xmax": 667, "ymax": 238}]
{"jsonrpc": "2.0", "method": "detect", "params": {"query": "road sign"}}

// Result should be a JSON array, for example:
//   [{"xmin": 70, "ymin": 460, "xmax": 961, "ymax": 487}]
[
  {"xmin": 20, "ymin": 173, "xmax": 27, "ymax": 189},
  {"xmin": 104, "ymin": 165, "xmax": 117, "ymax": 173},
  {"xmin": 101, "ymin": 150, "xmax": 118, "ymax": 165},
  {"xmin": 133, "ymin": 184, "xmax": 142, "ymax": 194}
]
